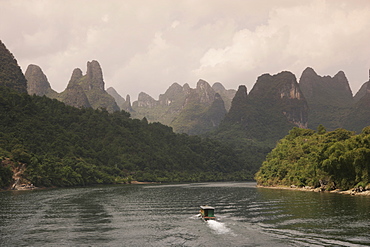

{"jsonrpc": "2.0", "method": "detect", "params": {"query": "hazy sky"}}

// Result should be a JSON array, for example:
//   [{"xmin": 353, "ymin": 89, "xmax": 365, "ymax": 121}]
[{"xmin": 1, "ymin": 0, "xmax": 370, "ymax": 100}]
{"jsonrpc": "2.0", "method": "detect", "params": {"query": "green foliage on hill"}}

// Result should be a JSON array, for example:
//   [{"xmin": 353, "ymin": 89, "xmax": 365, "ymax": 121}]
[
  {"xmin": 0, "ymin": 40, "xmax": 27, "ymax": 94},
  {"xmin": 255, "ymin": 125, "xmax": 370, "ymax": 190},
  {"xmin": 0, "ymin": 86, "xmax": 249, "ymax": 188},
  {"xmin": 0, "ymin": 161, "xmax": 13, "ymax": 188},
  {"xmin": 208, "ymin": 123, "xmax": 272, "ymax": 178}
]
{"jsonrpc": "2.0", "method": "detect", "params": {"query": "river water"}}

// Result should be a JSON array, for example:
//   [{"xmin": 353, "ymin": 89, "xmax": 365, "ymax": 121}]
[{"xmin": 1, "ymin": 182, "xmax": 369, "ymax": 246}]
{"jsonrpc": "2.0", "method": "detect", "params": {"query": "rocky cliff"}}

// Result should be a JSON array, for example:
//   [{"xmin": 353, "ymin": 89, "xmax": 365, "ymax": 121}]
[
  {"xmin": 222, "ymin": 85, "xmax": 249, "ymax": 125},
  {"xmin": 0, "ymin": 40, "xmax": 27, "ymax": 94},
  {"xmin": 130, "ymin": 79, "xmax": 229, "ymax": 134},
  {"xmin": 250, "ymin": 71, "xmax": 308, "ymax": 128},
  {"xmin": 299, "ymin": 67, "xmax": 353, "ymax": 130},
  {"xmin": 194, "ymin": 79, "xmax": 216, "ymax": 104},
  {"xmin": 107, "ymin": 87, "xmax": 126, "ymax": 107},
  {"xmin": 85, "ymin": 60, "xmax": 104, "ymax": 91},
  {"xmin": 134, "ymin": 92, "xmax": 159, "ymax": 108},
  {"xmin": 221, "ymin": 71, "xmax": 308, "ymax": 143},
  {"xmin": 158, "ymin": 82, "xmax": 187, "ymax": 107},
  {"xmin": 59, "ymin": 68, "xmax": 91, "ymax": 109},
  {"xmin": 344, "ymin": 77, "xmax": 370, "ymax": 133},
  {"xmin": 353, "ymin": 81, "xmax": 369, "ymax": 103},
  {"xmin": 204, "ymin": 92, "xmax": 227, "ymax": 128},
  {"xmin": 122, "ymin": 95, "xmax": 134, "ymax": 112},
  {"xmin": 171, "ymin": 80, "xmax": 227, "ymax": 134},
  {"xmin": 300, "ymin": 67, "xmax": 352, "ymax": 103},
  {"xmin": 25, "ymin": 64, "xmax": 58, "ymax": 97},
  {"xmin": 212, "ymin": 82, "xmax": 236, "ymax": 111},
  {"xmin": 61, "ymin": 61, "xmax": 119, "ymax": 112}
]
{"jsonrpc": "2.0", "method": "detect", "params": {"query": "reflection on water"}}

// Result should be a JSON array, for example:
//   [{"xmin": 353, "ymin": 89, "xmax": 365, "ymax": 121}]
[{"xmin": 1, "ymin": 182, "xmax": 369, "ymax": 246}]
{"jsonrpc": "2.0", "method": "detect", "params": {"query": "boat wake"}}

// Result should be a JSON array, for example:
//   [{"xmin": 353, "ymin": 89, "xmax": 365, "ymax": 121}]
[
  {"xmin": 207, "ymin": 220, "xmax": 234, "ymax": 235},
  {"xmin": 189, "ymin": 214, "xmax": 202, "ymax": 220}
]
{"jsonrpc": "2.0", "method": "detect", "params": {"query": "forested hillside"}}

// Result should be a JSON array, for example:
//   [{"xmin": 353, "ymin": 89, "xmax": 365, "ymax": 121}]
[
  {"xmin": 0, "ymin": 40, "xmax": 27, "ymax": 94},
  {"xmin": 0, "ymin": 86, "xmax": 251, "ymax": 189},
  {"xmin": 255, "ymin": 125, "xmax": 370, "ymax": 190}
]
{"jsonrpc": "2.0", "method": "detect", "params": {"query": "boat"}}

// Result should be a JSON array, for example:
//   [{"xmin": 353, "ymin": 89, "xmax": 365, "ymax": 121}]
[{"xmin": 199, "ymin": 205, "xmax": 216, "ymax": 221}]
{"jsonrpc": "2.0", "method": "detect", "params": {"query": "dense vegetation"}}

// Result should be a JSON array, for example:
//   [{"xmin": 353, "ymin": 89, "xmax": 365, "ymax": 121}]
[
  {"xmin": 0, "ymin": 40, "xmax": 27, "ymax": 94},
  {"xmin": 172, "ymin": 93, "xmax": 226, "ymax": 135},
  {"xmin": 207, "ymin": 124, "xmax": 272, "ymax": 178},
  {"xmin": 0, "ymin": 86, "xmax": 252, "ymax": 188},
  {"xmin": 255, "ymin": 125, "xmax": 370, "ymax": 190}
]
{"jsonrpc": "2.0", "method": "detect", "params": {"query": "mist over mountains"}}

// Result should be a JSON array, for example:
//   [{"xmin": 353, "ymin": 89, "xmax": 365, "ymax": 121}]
[{"xmin": 21, "ymin": 38, "xmax": 370, "ymax": 141}]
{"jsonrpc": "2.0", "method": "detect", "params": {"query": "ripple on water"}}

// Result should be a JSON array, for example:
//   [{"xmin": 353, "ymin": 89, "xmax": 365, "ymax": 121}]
[{"xmin": 1, "ymin": 182, "xmax": 370, "ymax": 246}]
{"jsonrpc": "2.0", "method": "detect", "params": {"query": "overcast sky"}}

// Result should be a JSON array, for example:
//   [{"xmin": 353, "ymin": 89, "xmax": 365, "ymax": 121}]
[{"xmin": 1, "ymin": 0, "xmax": 370, "ymax": 100}]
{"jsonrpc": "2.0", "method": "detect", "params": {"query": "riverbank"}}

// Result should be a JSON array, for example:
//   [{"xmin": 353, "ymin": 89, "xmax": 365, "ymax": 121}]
[
  {"xmin": 257, "ymin": 185, "xmax": 370, "ymax": 196},
  {"xmin": 1, "ymin": 180, "xmax": 159, "ymax": 192},
  {"xmin": 130, "ymin": 181, "xmax": 160, "ymax": 184}
]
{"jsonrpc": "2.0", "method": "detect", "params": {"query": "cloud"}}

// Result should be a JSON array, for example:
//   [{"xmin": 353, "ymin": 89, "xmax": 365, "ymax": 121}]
[
  {"xmin": 193, "ymin": 0, "xmax": 370, "ymax": 93},
  {"xmin": 1, "ymin": 0, "xmax": 370, "ymax": 99}
]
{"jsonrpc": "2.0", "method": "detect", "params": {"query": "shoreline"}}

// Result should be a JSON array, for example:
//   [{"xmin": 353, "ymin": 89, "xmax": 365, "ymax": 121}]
[
  {"xmin": 257, "ymin": 185, "xmax": 370, "ymax": 196},
  {"xmin": 129, "ymin": 181, "xmax": 160, "ymax": 185},
  {"xmin": 1, "ymin": 180, "xmax": 159, "ymax": 192}
]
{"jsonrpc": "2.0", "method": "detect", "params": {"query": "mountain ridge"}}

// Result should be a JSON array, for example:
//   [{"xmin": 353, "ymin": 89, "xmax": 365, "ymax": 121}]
[
  {"xmin": 299, "ymin": 67, "xmax": 353, "ymax": 130},
  {"xmin": 0, "ymin": 40, "xmax": 27, "ymax": 94},
  {"xmin": 128, "ymin": 79, "xmax": 234, "ymax": 134}
]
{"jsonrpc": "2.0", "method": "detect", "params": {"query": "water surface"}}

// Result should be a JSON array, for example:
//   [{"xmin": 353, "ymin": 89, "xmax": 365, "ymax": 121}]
[{"xmin": 1, "ymin": 182, "xmax": 369, "ymax": 246}]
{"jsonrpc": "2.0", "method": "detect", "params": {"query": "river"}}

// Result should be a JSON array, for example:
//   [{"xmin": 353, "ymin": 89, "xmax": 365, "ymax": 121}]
[{"xmin": 1, "ymin": 182, "xmax": 369, "ymax": 246}]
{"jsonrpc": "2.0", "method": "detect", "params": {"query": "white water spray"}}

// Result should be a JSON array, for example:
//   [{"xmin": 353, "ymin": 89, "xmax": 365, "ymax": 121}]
[{"xmin": 207, "ymin": 220, "xmax": 234, "ymax": 235}]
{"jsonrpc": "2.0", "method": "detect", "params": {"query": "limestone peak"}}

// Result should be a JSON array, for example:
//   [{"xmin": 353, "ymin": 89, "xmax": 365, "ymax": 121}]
[
  {"xmin": 136, "ymin": 92, "xmax": 158, "ymax": 108},
  {"xmin": 107, "ymin": 87, "xmax": 126, "ymax": 107},
  {"xmin": 195, "ymin": 79, "xmax": 215, "ymax": 104},
  {"xmin": 25, "ymin": 64, "xmax": 53, "ymax": 96},
  {"xmin": 86, "ymin": 60, "xmax": 104, "ymax": 90},
  {"xmin": 67, "ymin": 68, "xmax": 83, "ymax": 89},
  {"xmin": 212, "ymin": 82, "xmax": 226, "ymax": 91}
]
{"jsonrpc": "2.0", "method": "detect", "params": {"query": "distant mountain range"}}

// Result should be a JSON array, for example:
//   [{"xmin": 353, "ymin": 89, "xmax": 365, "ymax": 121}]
[
  {"xmin": 128, "ymin": 80, "xmax": 235, "ymax": 135},
  {"xmin": 4, "ymin": 38, "xmax": 370, "ymax": 142},
  {"xmin": 108, "ymin": 67, "xmax": 369, "ymax": 142}
]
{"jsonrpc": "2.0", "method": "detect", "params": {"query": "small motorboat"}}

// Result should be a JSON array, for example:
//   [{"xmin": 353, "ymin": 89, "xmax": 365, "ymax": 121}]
[{"xmin": 199, "ymin": 205, "xmax": 216, "ymax": 221}]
